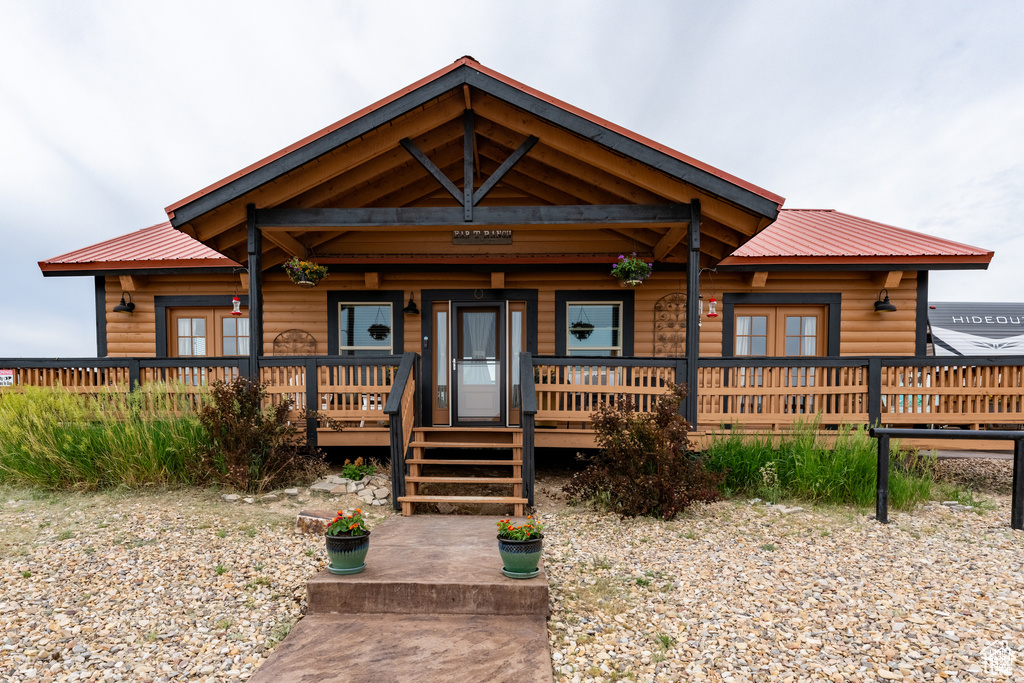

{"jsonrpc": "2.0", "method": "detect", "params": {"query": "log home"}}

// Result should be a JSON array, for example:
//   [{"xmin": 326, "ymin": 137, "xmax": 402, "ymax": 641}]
[{"xmin": 31, "ymin": 57, "xmax": 1010, "ymax": 514}]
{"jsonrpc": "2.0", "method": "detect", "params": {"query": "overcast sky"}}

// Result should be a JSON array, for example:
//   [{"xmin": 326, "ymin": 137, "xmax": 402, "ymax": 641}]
[{"xmin": 1, "ymin": 1, "xmax": 1022, "ymax": 358}]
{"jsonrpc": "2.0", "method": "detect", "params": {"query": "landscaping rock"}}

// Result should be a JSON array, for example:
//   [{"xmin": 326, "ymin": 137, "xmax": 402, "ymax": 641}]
[
  {"xmin": 221, "ymin": 494, "xmax": 240, "ymax": 503},
  {"xmin": 373, "ymin": 488, "xmax": 390, "ymax": 500},
  {"xmin": 284, "ymin": 488, "xmax": 300, "ymax": 497},
  {"xmin": 296, "ymin": 510, "xmax": 333, "ymax": 535}
]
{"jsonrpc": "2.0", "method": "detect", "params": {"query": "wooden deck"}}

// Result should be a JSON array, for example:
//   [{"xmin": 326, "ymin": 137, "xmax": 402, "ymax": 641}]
[{"xmin": 2, "ymin": 353, "xmax": 1023, "ymax": 496}]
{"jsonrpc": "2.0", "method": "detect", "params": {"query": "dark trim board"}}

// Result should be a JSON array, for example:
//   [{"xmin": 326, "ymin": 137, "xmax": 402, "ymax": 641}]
[
  {"xmin": 154, "ymin": 295, "xmax": 250, "ymax": 358},
  {"xmin": 317, "ymin": 262, "xmax": 690, "ymax": 274},
  {"xmin": 462, "ymin": 68, "xmax": 781, "ymax": 221},
  {"xmin": 169, "ymin": 70, "xmax": 470, "ymax": 226},
  {"xmin": 916, "ymin": 271, "xmax": 929, "ymax": 356},
  {"xmin": 255, "ymin": 204, "xmax": 691, "ymax": 228},
  {"xmin": 554, "ymin": 290, "xmax": 636, "ymax": 357},
  {"xmin": 326, "ymin": 291, "xmax": 406, "ymax": 357},
  {"xmin": 721, "ymin": 292, "xmax": 842, "ymax": 357},
  {"xmin": 42, "ymin": 267, "xmax": 240, "ymax": 278},
  {"xmin": 94, "ymin": 276, "xmax": 107, "ymax": 358},
  {"xmin": 717, "ymin": 263, "xmax": 990, "ymax": 272},
  {"xmin": 169, "ymin": 63, "xmax": 779, "ymax": 228},
  {"xmin": 419, "ymin": 288, "xmax": 539, "ymax": 425}
]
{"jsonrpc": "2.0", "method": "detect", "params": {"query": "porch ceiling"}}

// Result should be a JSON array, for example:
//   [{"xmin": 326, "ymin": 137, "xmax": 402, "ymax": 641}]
[{"xmin": 168, "ymin": 59, "xmax": 784, "ymax": 270}]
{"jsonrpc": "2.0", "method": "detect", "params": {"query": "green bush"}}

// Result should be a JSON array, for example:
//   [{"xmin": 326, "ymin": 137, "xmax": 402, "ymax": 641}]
[
  {"xmin": 702, "ymin": 417, "xmax": 935, "ymax": 509},
  {"xmin": 564, "ymin": 384, "xmax": 722, "ymax": 520},
  {"xmin": 194, "ymin": 377, "xmax": 327, "ymax": 494},
  {"xmin": 0, "ymin": 384, "xmax": 206, "ymax": 490}
]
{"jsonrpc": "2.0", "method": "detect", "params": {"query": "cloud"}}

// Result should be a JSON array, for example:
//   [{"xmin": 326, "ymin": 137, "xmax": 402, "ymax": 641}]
[{"xmin": 2, "ymin": 1, "xmax": 1023, "ymax": 357}]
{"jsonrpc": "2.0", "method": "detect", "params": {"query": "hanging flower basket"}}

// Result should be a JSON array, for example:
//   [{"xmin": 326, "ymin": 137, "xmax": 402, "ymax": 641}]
[
  {"xmin": 283, "ymin": 257, "xmax": 328, "ymax": 288},
  {"xmin": 569, "ymin": 321, "xmax": 594, "ymax": 341},
  {"xmin": 367, "ymin": 323, "xmax": 391, "ymax": 341},
  {"xmin": 611, "ymin": 253, "xmax": 653, "ymax": 287}
]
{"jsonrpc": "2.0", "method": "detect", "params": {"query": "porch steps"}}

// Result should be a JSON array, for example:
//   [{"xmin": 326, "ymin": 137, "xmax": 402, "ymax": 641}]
[
  {"xmin": 397, "ymin": 427, "xmax": 528, "ymax": 516},
  {"xmin": 247, "ymin": 516, "xmax": 551, "ymax": 683}
]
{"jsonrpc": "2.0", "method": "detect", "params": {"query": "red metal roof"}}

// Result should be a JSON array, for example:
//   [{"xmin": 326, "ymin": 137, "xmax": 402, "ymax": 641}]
[
  {"xmin": 717, "ymin": 209, "xmax": 993, "ymax": 268},
  {"xmin": 165, "ymin": 56, "xmax": 784, "ymax": 219},
  {"xmin": 39, "ymin": 222, "xmax": 241, "ymax": 274}
]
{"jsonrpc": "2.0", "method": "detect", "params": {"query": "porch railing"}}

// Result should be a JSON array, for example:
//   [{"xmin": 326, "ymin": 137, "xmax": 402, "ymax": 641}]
[
  {"xmin": 0, "ymin": 355, "xmax": 406, "ymax": 449},
  {"xmin": 522, "ymin": 354, "xmax": 1024, "ymax": 430},
  {"xmin": 384, "ymin": 353, "xmax": 419, "ymax": 507}
]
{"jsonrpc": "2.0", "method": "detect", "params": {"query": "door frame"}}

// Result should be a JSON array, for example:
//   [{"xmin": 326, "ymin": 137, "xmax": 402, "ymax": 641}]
[
  {"xmin": 420, "ymin": 288, "xmax": 539, "ymax": 427},
  {"xmin": 451, "ymin": 301, "xmax": 506, "ymax": 426}
]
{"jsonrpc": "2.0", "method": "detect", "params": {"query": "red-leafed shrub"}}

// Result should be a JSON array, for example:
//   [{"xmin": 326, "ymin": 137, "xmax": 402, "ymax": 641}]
[{"xmin": 564, "ymin": 383, "xmax": 721, "ymax": 520}]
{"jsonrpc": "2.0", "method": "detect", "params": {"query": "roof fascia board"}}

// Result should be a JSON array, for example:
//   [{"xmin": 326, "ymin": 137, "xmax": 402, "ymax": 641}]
[
  {"xmin": 462, "ymin": 69, "xmax": 781, "ymax": 220},
  {"xmin": 41, "ymin": 266, "xmax": 240, "ymax": 278},
  {"xmin": 169, "ymin": 62, "xmax": 782, "ymax": 229},
  {"xmin": 168, "ymin": 69, "xmax": 472, "ymax": 227},
  {"xmin": 716, "ymin": 262, "xmax": 991, "ymax": 272}
]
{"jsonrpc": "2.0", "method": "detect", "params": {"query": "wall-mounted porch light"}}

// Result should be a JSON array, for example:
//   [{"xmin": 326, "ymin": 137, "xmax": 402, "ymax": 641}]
[
  {"xmin": 402, "ymin": 294, "xmax": 420, "ymax": 316},
  {"xmin": 874, "ymin": 289, "xmax": 897, "ymax": 312},
  {"xmin": 113, "ymin": 292, "xmax": 135, "ymax": 314}
]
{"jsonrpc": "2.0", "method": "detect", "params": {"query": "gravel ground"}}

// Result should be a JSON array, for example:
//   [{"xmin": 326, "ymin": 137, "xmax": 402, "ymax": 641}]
[
  {"xmin": 0, "ymin": 488, "xmax": 392, "ymax": 682},
  {"xmin": 534, "ymin": 458, "xmax": 1024, "ymax": 683},
  {"xmin": 1, "ymin": 458, "xmax": 1021, "ymax": 682}
]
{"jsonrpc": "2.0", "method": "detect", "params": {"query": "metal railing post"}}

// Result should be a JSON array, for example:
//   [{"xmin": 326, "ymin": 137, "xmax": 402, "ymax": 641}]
[
  {"xmin": 875, "ymin": 434, "xmax": 890, "ymax": 524},
  {"xmin": 1013, "ymin": 438, "xmax": 1023, "ymax": 531}
]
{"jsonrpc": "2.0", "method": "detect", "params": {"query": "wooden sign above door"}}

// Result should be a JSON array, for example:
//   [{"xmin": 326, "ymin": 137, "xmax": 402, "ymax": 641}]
[{"xmin": 452, "ymin": 230, "xmax": 513, "ymax": 245}]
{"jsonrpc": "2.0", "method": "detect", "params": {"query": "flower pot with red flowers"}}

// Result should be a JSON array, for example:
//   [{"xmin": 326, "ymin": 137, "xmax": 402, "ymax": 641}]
[
  {"xmin": 496, "ymin": 516, "xmax": 544, "ymax": 579},
  {"xmin": 324, "ymin": 509, "xmax": 370, "ymax": 575}
]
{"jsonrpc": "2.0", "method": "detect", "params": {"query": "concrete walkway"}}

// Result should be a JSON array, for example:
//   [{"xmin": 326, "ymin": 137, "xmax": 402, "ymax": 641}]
[{"xmin": 249, "ymin": 516, "xmax": 553, "ymax": 683}]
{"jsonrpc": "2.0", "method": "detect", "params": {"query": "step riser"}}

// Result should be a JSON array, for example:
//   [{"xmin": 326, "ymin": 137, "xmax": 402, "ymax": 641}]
[
  {"xmin": 307, "ymin": 580, "xmax": 547, "ymax": 616},
  {"xmin": 405, "ymin": 427, "xmax": 525, "ymax": 516}
]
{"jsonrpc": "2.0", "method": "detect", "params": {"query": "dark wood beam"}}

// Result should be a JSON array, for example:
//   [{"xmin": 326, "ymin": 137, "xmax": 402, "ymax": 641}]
[
  {"xmin": 473, "ymin": 135, "xmax": 538, "ymax": 206},
  {"xmin": 289, "ymin": 118, "xmax": 465, "ymax": 209},
  {"xmin": 255, "ymin": 204, "xmax": 691, "ymax": 229},
  {"xmin": 246, "ymin": 204, "xmax": 263, "ymax": 381},
  {"xmin": 463, "ymin": 110, "xmax": 474, "ymax": 220},
  {"xmin": 400, "ymin": 137, "xmax": 463, "ymax": 205},
  {"xmin": 476, "ymin": 138, "xmax": 626, "ymax": 205}
]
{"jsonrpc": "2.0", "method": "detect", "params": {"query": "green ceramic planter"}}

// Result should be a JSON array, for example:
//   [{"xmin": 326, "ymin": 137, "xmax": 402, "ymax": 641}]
[
  {"xmin": 325, "ymin": 531, "xmax": 370, "ymax": 575},
  {"xmin": 497, "ymin": 534, "xmax": 543, "ymax": 579}
]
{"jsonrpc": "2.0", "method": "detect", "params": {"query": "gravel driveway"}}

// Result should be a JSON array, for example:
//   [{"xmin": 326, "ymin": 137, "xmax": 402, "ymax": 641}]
[{"xmin": 1, "ymin": 459, "xmax": 1022, "ymax": 682}]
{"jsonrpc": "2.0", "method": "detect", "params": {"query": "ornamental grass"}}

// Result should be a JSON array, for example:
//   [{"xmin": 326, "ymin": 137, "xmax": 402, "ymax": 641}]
[
  {"xmin": 0, "ymin": 384, "xmax": 206, "ymax": 490},
  {"xmin": 702, "ymin": 417, "xmax": 936, "ymax": 509}
]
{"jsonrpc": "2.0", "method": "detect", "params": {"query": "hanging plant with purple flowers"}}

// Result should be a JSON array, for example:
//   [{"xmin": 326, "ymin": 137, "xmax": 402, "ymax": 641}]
[{"xmin": 611, "ymin": 253, "xmax": 653, "ymax": 286}]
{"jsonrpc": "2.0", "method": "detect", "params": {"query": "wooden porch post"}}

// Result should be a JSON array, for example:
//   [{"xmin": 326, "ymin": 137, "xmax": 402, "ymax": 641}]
[
  {"xmin": 683, "ymin": 199, "xmax": 701, "ymax": 427},
  {"xmin": 246, "ymin": 204, "xmax": 263, "ymax": 383}
]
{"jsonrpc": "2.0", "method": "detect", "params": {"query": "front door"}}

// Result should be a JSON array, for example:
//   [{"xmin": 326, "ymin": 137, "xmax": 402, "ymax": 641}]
[{"xmin": 451, "ymin": 302, "xmax": 505, "ymax": 425}]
